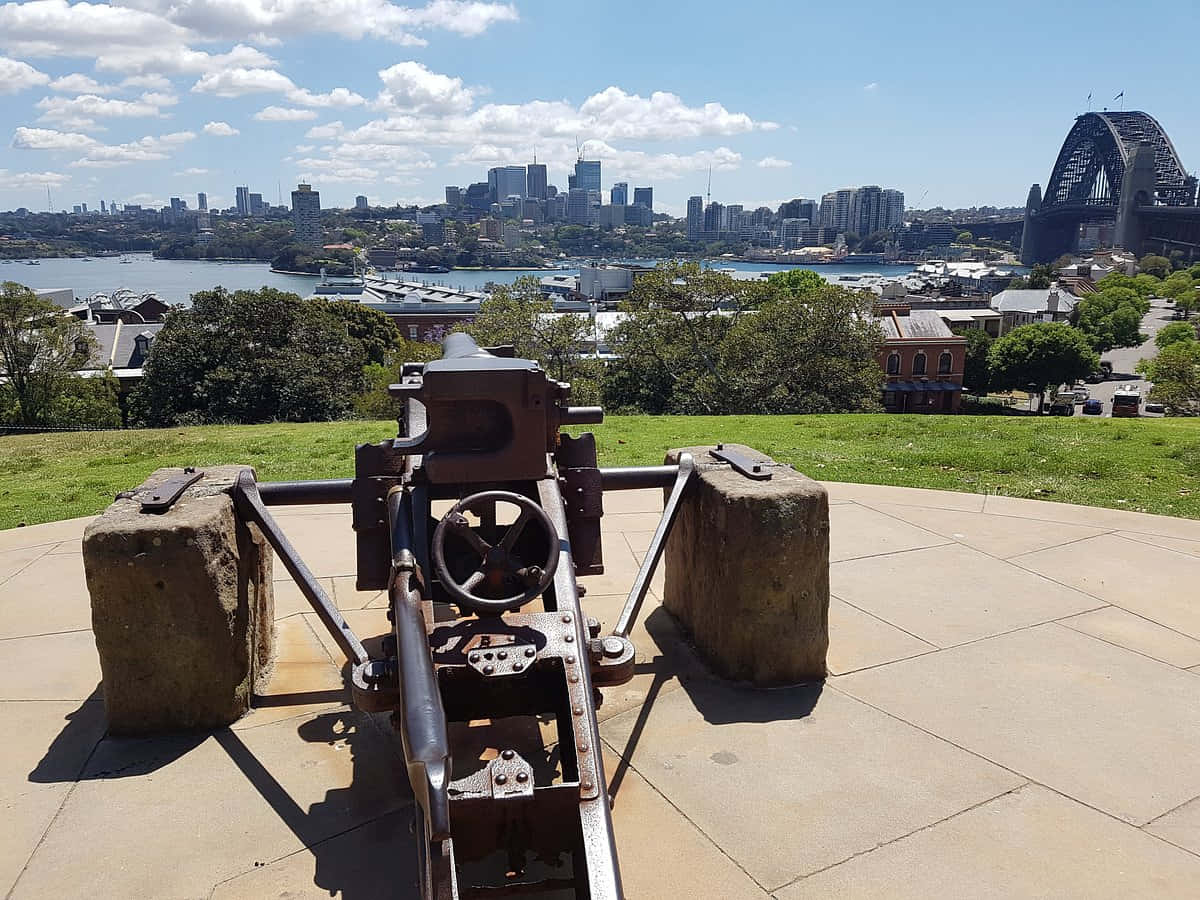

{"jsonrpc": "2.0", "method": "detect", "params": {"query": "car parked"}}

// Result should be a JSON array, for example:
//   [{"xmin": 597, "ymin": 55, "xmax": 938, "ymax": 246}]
[
  {"xmin": 1083, "ymin": 399, "xmax": 1103, "ymax": 415},
  {"xmin": 1072, "ymin": 388, "xmax": 1089, "ymax": 402},
  {"xmin": 1144, "ymin": 402, "xmax": 1165, "ymax": 414},
  {"xmin": 1048, "ymin": 398, "xmax": 1075, "ymax": 416}
]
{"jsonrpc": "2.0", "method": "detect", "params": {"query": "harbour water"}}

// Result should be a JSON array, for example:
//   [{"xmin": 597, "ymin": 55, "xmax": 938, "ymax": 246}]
[{"xmin": 2, "ymin": 253, "xmax": 917, "ymax": 305}]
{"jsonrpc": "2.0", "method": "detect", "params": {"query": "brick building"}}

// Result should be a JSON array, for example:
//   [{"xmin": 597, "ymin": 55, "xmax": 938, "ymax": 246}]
[{"xmin": 873, "ymin": 303, "xmax": 968, "ymax": 413}]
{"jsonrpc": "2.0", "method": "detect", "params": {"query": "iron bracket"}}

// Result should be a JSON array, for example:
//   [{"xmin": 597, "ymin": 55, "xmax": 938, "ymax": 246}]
[
  {"xmin": 710, "ymin": 445, "xmax": 772, "ymax": 480},
  {"xmin": 139, "ymin": 468, "xmax": 204, "ymax": 513}
]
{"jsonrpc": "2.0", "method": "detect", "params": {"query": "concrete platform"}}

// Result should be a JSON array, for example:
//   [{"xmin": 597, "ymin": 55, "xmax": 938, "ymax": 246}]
[{"xmin": 2, "ymin": 485, "xmax": 1198, "ymax": 897}]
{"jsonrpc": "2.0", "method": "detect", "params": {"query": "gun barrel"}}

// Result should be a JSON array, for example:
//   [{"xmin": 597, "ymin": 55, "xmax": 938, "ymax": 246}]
[{"xmin": 440, "ymin": 332, "xmax": 490, "ymax": 360}]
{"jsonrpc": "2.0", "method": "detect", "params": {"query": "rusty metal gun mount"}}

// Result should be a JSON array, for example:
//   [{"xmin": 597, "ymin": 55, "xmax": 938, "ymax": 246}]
[{"xmin": 232, "ymin": 332, "xmax": 700, "ymax": 898}]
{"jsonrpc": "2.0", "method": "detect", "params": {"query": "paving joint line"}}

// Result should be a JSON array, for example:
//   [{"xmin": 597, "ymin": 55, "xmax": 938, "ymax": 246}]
[
  {"xmin": 1056, "ymin": 614, "xmax": 1200, "ymax": 670},
  {"xmin": 0, "ymin": 626, "xmax": 92, "ymax": 643},
  {"xmin": 0, "ymin": 542, "xmax": 63, "ymax": 591}
]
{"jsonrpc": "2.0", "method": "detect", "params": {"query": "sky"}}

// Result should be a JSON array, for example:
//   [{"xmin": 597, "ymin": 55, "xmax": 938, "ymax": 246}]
[{"xmin": 1, "ymin": 0, "xmax": 1197, "ymax": 216}]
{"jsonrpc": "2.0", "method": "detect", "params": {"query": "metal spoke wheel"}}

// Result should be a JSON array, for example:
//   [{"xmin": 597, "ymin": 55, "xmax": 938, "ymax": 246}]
[{"xmin": 431, "ymin": 491, "xmax": 559, "ymax": 614}]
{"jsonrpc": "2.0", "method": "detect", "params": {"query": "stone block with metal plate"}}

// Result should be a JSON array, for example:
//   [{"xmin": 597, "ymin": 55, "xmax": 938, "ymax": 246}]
[
  {"xmin": 82, "ymin": 465, "xmax": 274, "ymax": 734},
  {"xmin": 663, "ymin": 443, "xmax": 830, "ymax": 685}
]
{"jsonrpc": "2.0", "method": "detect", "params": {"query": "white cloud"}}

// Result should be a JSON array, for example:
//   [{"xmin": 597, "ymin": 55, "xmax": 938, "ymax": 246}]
[
  {"xmin": 305, "ymin": 121, "xmax": 345, "ymax": 140},
  {"xmin": 140, "ymin": 91, "xmax": 179, "ymax": 107},
  {"xmin": 578, "ymin": 87, "xmax": 775, "ymax": 141},
  {"xmin": 254, "ymin": 106, "xmax": 319, "ymax": 121},
  {"xmin": 192, "ymin": 67, "xmax": 296, "ymax": 98},
  {"xmin": 0, "ymin": 0, "xmax": 192, "ymax": 56},
  {"xmin": 12, "ymin": 126, "xmax": 195, "ymax": 167},
  {"xmin": 376, "ymin": 61, "xmax": 473, "ymax": 113},
  {"xmin": 49, "ymin": 72, "xmax": 112, "ymax": 94},
  {"xmin": 0, "ymin": 56, "xmax": 49, "ymax": 94},
  {"xmin": 36, "ymin": 93, "xmax": 166, "ymax": 130},
  {"xmin": 120, "ymin": 73, "xmax": 172, "ymax": 91},
  {"xmin": 0, "ymin": 168, "xmax": 70, "ymax": 190},
  {"xmin": 757, "ymin": 156, "xmax": 792, "ymax": 169},
  {"xmin": 288, "ymin": 86, "xmax": 367, "ymax": 108},
  {"xmin": 203, "ymin": 121, "xmax": 239, "ymax": 136},
  {"xmin": 175, "ymin": 167, "xmax": 209, "ymax": 175},
  {"xmin": 96, "ymin": 44, "xmax": 275, "ymax": 76},
  {"xmin": 863, "ymin": 82, "xmax": 879, "ymax": 91}
]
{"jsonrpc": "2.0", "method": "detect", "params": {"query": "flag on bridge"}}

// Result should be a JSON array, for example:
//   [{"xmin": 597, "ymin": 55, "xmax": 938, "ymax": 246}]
[{"xmin": 1114, "ymin": 90, "xmax": 1124, "ymax": 100}]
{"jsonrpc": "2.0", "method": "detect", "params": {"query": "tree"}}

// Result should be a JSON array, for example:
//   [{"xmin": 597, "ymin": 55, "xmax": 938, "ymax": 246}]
[
  {"xmin": 956, "ymin": 231, "xmax": 974, "ymax": 244},
  {"xmin": 1138, "ymin": 254, "xmax": 1171, "ymax": 278},
  {"xmin": 1052, "ymin": 254, "xmax": 1075, "ymax": 271},
  {"xmin": 718, "ymin": 277, "xmax": 883, "ymax": 414},
  {"xmin": 0, "ymin": 281, "xmax": 96, "ymax": 426},
  {"xmin": 1136, "ymin": 340, "xmax": 1200, "ymax": 415},
  {"xmin": 128, "ymin": 287, "xmax": 364, "ymax": 425},
  {"xmin": 352, "ymin": 340, "xmax": 444, "ymax": 420},
  {"xmin": 860, "ymin": 230, "xmax": 893, "ymax": 252},
  {"xmin": 1155, "ymin": 322, "xmax": 1198, "ymax": 350},
  {"xmin": 955, "ymin": 327, "xmax": 994, "ymax": 395},
  {"xmin": 323, "ymin": 300, "xmax": 402, "ymax": 367},
  {"xmin": 1074, "ymin": 287, "xmax": 1150, "ymax": 352},
  {"xmin": 987, "ymin": 323, "xmax": 1099, "ymax": 413}
]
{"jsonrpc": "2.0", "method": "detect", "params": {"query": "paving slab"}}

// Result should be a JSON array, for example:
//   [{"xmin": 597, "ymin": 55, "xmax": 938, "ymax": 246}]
[
  {"xmin": 1013, "ymin": 532, "xmax": 1200, "ymax": 639},
  {"xmin": 600, "ymin": 511, "xmax": 665, "ymax": 534},
  {"xmin": 779, "ymin": 784, "xmax": 1200, "ymax": 899},
  {"xmin": 0, "ymin": 517, "xmax": 93, "ymax": 553},
  {"xmin": 827, "ymin": 596, "xmax": 935, "ymax": 675},
  {"xmin": 235, "ymin": 617, "xmax": 346, "ymax": 731},
  {"xmin": 831, "ymin": 544, "xmax": 1097, "ymax": 647},
  {"xmin": 1117, "ymin": 530, "xmax": 1200, "ymax": 559},
  {"xmin": 983, "ymin": 494, "xmax": 1200, "ymax": 541},
  {"xmin": 821, "ymin": 483, "xmax": 985, "ymax": 512},
  {"xmin": 272, "ymin": 576, "xmax": 338, "ymax": 620},
  {"xmin": 600, "ymin": 678, "xmax": 1020, "ymax": 889},
  {"xmin": 828, "ymin": 503, "xmax": 951, "ymax": 563},
  {"xmin": 11, "ymin": 708, "xmax": 411, "ymax": 899},
  {"xmin": 836, "ymin": 623, "xmax": 1200, "ymax": 825},
  {"xmin": 271, "ymin": 513, "xmax": 356, "ymax": 579},
  {"xmin": 861, "ymin": 502, "xmax": 1111, "ymax": 559},
  {"xmin": 1060, "ymin": 606, "xmax": 1200, "ymax": 668},
  {"xmin": 0, "ymin": 545, "xmax": 54, "ymax": 583},
  {"xmin": 1146, "ymin": 796, "xmax": 1200, "ymax": 856},
  {"xmin": 0, "ymin": 631, "xmax": 100, "ymax": 701},
  {"xmin": 330, "ymin": 574, "xmax": 383, "ymax": 610},
  {"xmin": 0, "ymin": 552, "xmax": 92, "ymax": 639},
  {"xmin": 602, "ymin": 488, "xmax": 663, "ymax": 515}
]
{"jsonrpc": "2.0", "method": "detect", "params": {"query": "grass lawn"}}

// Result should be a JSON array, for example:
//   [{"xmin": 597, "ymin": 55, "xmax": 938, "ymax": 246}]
[{"xmin": 0, "ymin": 414, "xmax": 1198, "ymax": 529}]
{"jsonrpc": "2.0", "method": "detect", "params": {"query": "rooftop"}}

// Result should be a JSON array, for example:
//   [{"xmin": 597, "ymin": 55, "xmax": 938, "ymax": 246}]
[
  {"xmin": 3, "ymin": 483, "xmax": 1199, "ymax": 896},
  {"xmin": 874, "ymin": 307, "xmax": 960, "ymax": 340}
]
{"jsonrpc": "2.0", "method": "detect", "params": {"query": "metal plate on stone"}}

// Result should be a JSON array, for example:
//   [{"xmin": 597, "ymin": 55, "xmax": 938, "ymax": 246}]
[
  {"xmin": 709, "ymin": 447, "xmax": 772, "ymax": 480},
  {"xmin": 139, "ymin": 469, "xmax": 204, "ymax": 512}
]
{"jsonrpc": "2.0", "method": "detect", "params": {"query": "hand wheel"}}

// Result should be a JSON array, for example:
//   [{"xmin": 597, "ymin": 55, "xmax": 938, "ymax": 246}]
[{"xmin": 431, "ymin": 491, "xmax": 559, "ymax": 614}]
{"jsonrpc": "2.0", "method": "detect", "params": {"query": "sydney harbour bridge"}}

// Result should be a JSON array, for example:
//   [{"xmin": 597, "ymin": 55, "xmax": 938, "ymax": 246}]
[{"xmin": 1020, "ymin": 111, "xmax": 1200, "ymax": 264}]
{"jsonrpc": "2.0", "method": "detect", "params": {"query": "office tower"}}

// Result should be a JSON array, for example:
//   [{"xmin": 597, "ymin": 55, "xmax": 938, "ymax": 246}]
[
  {"xmin": 197, "ymin": 192, "xmax": 207, "ymax": 211},
  {"xmin": 248, "ymin": 192, "xmax": 264, "ymax": 216},
  {"xmin": 464, "ymin": 182, "xmax": 490, "ymax": 211},
  {"xmin": 100, "ymin": 200, "xmax": 106, "ymax": 214},
  {"xmin": 235, "ymin": 186, "xmax": 250, "ymax": 216},
  {"xmin": 291, "ymin": 183, "xmax": 322, "ymax": 247},
  {"xmin": 881, "ymin": 189, "xmax": 905, "ymax": 230},
  {"xmin": 73, "ymin": 204, "xmax": 82, "ymax": 214},
  {"xmin": 611, "ymin": 182, "xmax": 628, "ymax": 206},
  {"xmin": 566, "ymin": 188, "xmax": 591, "ymax": 225},
  {"xmin": 724, "ymin": 204, "xmax": 743, "ymax": 232},
  {"xmin": 849, "ymin": 185, "xmax": 882, "ymax": 236},
  {"xmin": 355, "ymin": 195, "xmax": 368, "ymax": 210},
  {"xmin": 796, "ymin": 199, "xmax": 818, "ymax": 224},
  {"xmin": 820, "ymin": 189, "xmax": 855, "ymax": 231},
  {"xmin": 573, "ymin": 159, "xmax": 601, "ymax": 193},
  {"xmin": 703, "ymin": 201, "xmax": 723, "ymax": 238},
  {"xmin": 445, "ymin": 186, "xmax": 464, "ymax": 206},
  {"xmin": 170, "ymin": 197, "xmax": 185, "ymax": 213},
  {"xmin": 487, "ymin": 166, "xmax": 526, "ymax": 203},
  {"xmin": 686, "ymin": 195, "xmax": 704, "ymax": 240},
  {"xmin": 81, "ymin": 203, "xmax": 88, "ymax": 213},
  {"xmin": 526, "ymin": 163, "xmax": 547, "ymax": 201},
  {"xmin": 632, "ymin": 187, "xmax": 653, "ymax": 211}
]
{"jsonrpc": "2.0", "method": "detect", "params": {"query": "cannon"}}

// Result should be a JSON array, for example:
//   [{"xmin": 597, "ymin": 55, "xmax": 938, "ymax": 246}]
[{"xmin": 231, "ymin": 333, "xmax": 696, "ymax": 898}]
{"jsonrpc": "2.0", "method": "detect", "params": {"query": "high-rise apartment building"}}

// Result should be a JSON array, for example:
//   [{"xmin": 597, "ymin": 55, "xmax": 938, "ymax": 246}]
[
  {"xmin": 819, "ymin": 189, "xmax": 855, "ymax": 231},
  {"xmin": 881, "ymin": 189, "xmax": 905, "ymax": 230},
  {"xmin": 565, "ymin": 188, "xmax": 591, "ymax": 225},
  {"xmin": 355, "ymin": 195, "xmax": 368, "ymax": 210},
  {"xmin": 488, "ymin": 166, "xmax": 526, "ymax": 203},
  {"xmin": 248, "ymin": 192, "xmax": 264, "ymax": 217},
  {"xmin": 235, "ymin": 185, "xmax": 250, "ymax": 216},
  {"xmin": 291, "ymin": 182, "xmax": 322, "ymax": 248},
  {"xmin": 464, "ymin": 182, "xmax": 490, "ymax": 211},
  {"xmin": 632, "ymin": 187, "xmax": 653, "ymax": 211},
  {"xmin": 197, "ymin": 192, "xmax": 207, "ymax": 211},
  {"xmin": 686, "ymin": 195, "xmax": 704, "ymax": 240},
  {"xmin": 445, "ymin": 186, "xmax": 463, "ymax": 206},
  {"xmin": 526, "ymin": 163, "xmax": 547, "ymax": 201},
  {"xmin": 849, "ymin": 185, "xmax": 882, "ymax": 237},
  {"xmin": 611, "ymin": 182, "xmax": 628, "ymax": 206},
  {"xmin": 573, "ymin": 159, "xmax": 601, "ymax": 193},
  {"xmin": 703, "ymin": 201, "xmax": 724, "ymax": 239}
]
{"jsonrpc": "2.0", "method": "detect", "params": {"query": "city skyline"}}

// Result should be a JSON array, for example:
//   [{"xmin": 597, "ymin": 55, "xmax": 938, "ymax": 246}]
[{"xmin": 1, "ymin": 0, "xmax": 1197, "ymax": 214}]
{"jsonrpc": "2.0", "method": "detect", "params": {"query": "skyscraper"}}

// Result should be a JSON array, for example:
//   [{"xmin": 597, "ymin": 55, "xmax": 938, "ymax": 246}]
[
  {"xmin": 566, "ymin": 188, "xmax": 592, "ymax": 225},
  {"xmin": 686, "ymin": 195, "xmax": 704, "ymax": 240},
  {"xmin": 573, "ymin": 159, "xmax": 601, "ymax": 193},
  {"xmin": 488, "ymin": 166, "xmax": 526, "ymax": 203},
  {"xmin": 291, "ymin": 183, "xmax": 322, "ymax": 248},
  {"xmin": 445, "ymin": 186, "xmax": 464, "ymax": 206},
  {"xmin": 850, "ymin": 185, "xmax": 882, "ymax": 237},
  {"xmin": 235, "ymin": 186, "xmax": 250, "ymax": 216},
  {"xmin": 355, "ymin": 195, "xmax": 368, "ymax": 210},
  {"xmin": 632, "ymin": 187, "xmax": 653, "ymax": 211},
  {"xmin": 881, "ymin": 189, "xmax": 905, "ymax": 230},
  {"xmin": 526, "ymin": 163, "xmax": 547, "ymax": 201},
  {"xmin": 248, "ymin": 192, "xmax": 264, "ymax": 217},
  {"xmin": 197, "ymin": 192, "xmax": 207, "ymax": 211},
  {"xmin": 611, "ymin": 182, "xmax": 628, "ymax": 206}
]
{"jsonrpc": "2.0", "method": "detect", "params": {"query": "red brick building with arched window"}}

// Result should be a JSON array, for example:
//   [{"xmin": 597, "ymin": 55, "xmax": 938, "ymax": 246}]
[{"xmin": 873, "ymin": 303, "xmax": 967, "ymax": 413}]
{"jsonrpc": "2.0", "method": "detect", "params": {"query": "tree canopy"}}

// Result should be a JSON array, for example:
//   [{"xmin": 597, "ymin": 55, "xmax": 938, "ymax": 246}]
[
  {"xmin": 987, "ymin": 322, "xmax": 1099, "ymax": 410},
  {"xmin": 1155, "ymin": 322, "xmax": 1198, "ymax": 350},
  {"xmin": 128, "ymin": 287, "xmax": 367, "ymax": 426},
  {"xmin": 0, "ymin": 281, "xmax": 98, "ymax": 426},
  {"xmin": 1138, "ymin": 254, "xmax": 1171, "ymax": 278},
  {"xmin": 1136, "ymin": 340, "xmax": 1200, "ymax": 415},
  {"xmin": 955, "ymin": 327, "xmax": 994, "ymax": 395},
  {"xmin": 1074, "ymin": 286, "xmax": 1150, "ymax": 352}
]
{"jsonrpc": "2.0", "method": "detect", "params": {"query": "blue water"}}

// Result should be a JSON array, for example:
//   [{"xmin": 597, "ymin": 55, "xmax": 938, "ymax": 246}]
[{"xmin": 2, "ymin": 253, "xmax": 916, "ymax": 306}]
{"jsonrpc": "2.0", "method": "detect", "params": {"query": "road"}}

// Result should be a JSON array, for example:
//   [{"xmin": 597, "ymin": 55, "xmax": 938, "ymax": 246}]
[{"xmin": 1065, "ymin": 298, "xmax": 1174, "ymax": 418}]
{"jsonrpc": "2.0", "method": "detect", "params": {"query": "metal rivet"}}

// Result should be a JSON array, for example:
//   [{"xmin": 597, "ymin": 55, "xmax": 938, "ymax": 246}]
[
  {"xmin": 568, "ymin": 674, "xmax": 579, "ymax": 683},
  {"xmin": 577, "ymin": 742, "xmax": 588, "ymax": 753},
  {"xmin": 524, "ymin": 647, "xmax": 535, "ymax": 658},
  {"xmin": 561, "ymin": 614, "xmax": 572, "ymax": 623},
  {"xmin": 572, "ymin": 705, "xmax": 583, "ymax": 716},
  {"xmin": 468, "ymin": 653, "xmax": 480, "ymax": 663},
  {"xmin": 495, "ymin": 773, "xmax": 507, "ymax": 785},
  {"xmin": 564, "ymin": 634, "xmax": 574, "ymax": 643},
  {"xmin": 565, "ymin": 655, "xmax": 575, "ymax": 665},
  {"xmin": 582, "ymin": 781, "xmax": 594, "ymax": 791},
  {"xmin": 501, "ymin": 749, "xmax": 515, "ymax": 760},
  {"xmin": 512, "ymin": 662, "xmax": 523, "ymax": 672},
  {"xmin": 483, "ymin": 664, "xmax": 495, "ymax": 675},
  {"xmin": 497, "ymin": 650, "xmax": 507, "ymax": 660},
  {"xmin": 516, "ymin": 771, "xmax": 529, "ymax": 783}
]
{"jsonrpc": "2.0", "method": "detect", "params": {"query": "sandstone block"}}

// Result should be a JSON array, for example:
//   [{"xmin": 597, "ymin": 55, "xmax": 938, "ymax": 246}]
[
  {"xmin": 83, "ymin": 466, "xmax": 274, "ymax": 734},
  {"xmin": 663, "ymin": 445, "xmax": 829, "ymax": 685}
]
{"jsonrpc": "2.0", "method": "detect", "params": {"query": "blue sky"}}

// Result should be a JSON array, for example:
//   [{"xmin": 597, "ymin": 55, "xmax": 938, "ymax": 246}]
[{"xmin": 1, "ymin": 0, "xmax": 1196, "ymax": 215}]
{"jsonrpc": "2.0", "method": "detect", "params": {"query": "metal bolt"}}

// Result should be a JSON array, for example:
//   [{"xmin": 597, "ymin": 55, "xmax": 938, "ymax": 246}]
[
  {"xmin": 568, "ymin": 674, "xmax": 579, "ymax": 684},
  {"xmin": 565, "ymin": 655, "xmax": 575, "ymax": 665},
  {"xmin": 483, "ymin": 664, "xmax": 495, "ymax": 675},
  {"xmin": 501, "ymin": 749, "xmax": 515, "ymax": 760},
  {"xmin": 564, "ymin": 634, "xmax": 574, "ymax": 643},
  {"xmin": 497, "ymin": 650, "xmax": 507, "ymax": 660},
  {"xmin": 572, "ymin": 705, "xmax": 583, "ymax": 716},
  {"xmin": 516, "ymin": 771, "xmax": 529, "ymax": 783},
  {"xmin": 577, "ymin": 741, "xmax": 588, "ymax": 753},
  {"xmin": 561, "ymin": 614, "xmax": 572, "ymax": 624},
  {"xmin": 582, "ymin": 781, "xmax": 594, "ymax": 791},
  {"xmin": 602, "ymin": 637, "xmax": 625, "ymax": 659},
  {"xmin": 512, "ymin": 662, "xmax": 523, "ymax": 672},
  {"xmin": 469, "ymin": 653, "xmax": 480, "ymax": 663},
  {"xmin": 495, "ymin": 773, "xmax": 507, "ymax": 785},
  {"xmin": 524, "ymin": 647, "xmax": 535, "ymax": 658},
  {"xmin": 752, "ymin": 464, "xmax": 762, "ymax": 473},
  {"xmin": 716, "ymin": 443, "xmax": 724, "ymax": 450}
]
